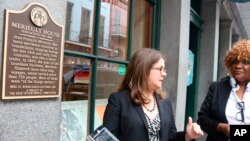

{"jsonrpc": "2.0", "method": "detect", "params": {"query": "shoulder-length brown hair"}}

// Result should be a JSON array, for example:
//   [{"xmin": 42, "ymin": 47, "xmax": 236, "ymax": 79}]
[{"xmin": 119, "ymin": 48, "xmax": 166, "ymax": 105}]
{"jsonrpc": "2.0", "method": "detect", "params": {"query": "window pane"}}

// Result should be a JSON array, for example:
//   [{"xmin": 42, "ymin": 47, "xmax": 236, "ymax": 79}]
[
  {"xmin": 65, "ymin": 1, "xmax": 94, "ymax": 53},
  {"xmin": 61, "ymin": 55, "xmax": 91, "ymax": 141},
  {"xmin": 98, "ymin": 0, "xmax": 129, "ymax": 60},
  {"xmin": 132, "ymin": 0, "xmax": 153, "ymax": 53},
  {"xmin": 94, "ymin": 61, "xmax": 125, "ymax": 128},
  {"xmin": 60, "ymin": 100, "xmax": 88, "ymax": 141},
  {"xmin": 62, "ymin": 56, "xmax": 90, "ymax": 101}
]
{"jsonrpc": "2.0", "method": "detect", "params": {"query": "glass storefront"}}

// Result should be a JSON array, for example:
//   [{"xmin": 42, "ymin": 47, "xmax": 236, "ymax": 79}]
[{"xmin": 60, "ymin": 0, "xmax": 157, "ymax": 140}]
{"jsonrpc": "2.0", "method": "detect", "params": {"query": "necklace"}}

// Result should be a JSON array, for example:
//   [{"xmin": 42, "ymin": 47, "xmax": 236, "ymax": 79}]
[{"xmin": 143, "ymin": 99, "xmax": 156, "ymax": 112}]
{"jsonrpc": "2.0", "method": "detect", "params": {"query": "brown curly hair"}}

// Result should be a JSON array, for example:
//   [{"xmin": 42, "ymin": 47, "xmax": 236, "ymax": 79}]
[{"xmin": 224, "ymin": 39, "xmax": 250, "ymax": 72}]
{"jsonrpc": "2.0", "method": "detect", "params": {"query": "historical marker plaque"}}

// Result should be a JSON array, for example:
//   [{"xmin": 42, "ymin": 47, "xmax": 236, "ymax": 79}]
[{"xmin": 1, "ymin": 3, "xmax": 64, "ymax": 99}]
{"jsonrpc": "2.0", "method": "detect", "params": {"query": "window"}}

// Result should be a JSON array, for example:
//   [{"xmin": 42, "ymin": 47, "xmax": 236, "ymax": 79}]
[
  {"xmin": 65, "ymin": 2, "xmax": 73, "ymax": 40},
  {"xmin": 98, "ymin": 0, "xmax": 129, "ymax": 60},
  {"xmin": 98, "ymin": 15, "xmax": 105, "ymax": 47},
  {"xmin": 80, "ymin": 7, "xmax": 91, "ymax": 45},
  {"xmin": 61, "ymin": 0, "xmax": 157, "ymax": 138}
]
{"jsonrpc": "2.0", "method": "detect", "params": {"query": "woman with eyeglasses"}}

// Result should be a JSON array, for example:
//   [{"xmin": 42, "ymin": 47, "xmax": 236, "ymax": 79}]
[
  {"xmin": 103, "ymin": 48, "xmax": 203, "ymax": 141},
  {"xmin": 198, "ymin": 39, "xmax": 250, "ymax": 141}
]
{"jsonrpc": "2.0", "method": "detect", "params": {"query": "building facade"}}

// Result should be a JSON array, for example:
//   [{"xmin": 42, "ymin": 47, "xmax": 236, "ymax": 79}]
[{"xmin": 0, "ymin": 0, "xmax": 248, "ymax": 140}]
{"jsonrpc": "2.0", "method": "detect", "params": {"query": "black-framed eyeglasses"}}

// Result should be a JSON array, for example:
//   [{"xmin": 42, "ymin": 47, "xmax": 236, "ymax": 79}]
[
  {"xmin": 235, "ymin": 101, "xmax": 245, "ymax": 123},
  {"xmin": 152, "ymin": 66, "xmax": 167, "ymax": 75}
]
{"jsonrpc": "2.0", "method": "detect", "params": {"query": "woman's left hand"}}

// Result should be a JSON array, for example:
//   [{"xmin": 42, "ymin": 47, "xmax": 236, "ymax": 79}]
[{"xmin": 185, "ymin": 117, "xmax": 204, "ymax": 141}]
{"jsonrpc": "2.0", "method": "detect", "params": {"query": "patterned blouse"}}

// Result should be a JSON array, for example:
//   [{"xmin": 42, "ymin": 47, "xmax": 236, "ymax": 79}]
[{"xmin": 144, "ymin": 113, "xmax": 161, "ymax": 141}]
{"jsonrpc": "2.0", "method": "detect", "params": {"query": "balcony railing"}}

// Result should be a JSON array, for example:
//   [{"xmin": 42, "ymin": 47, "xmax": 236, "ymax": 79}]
[
  {"xmin": 65, "ymin": 30, "xmax": 110, "ymax": 48},
  {"xmin": 110, "ymin": 24, "xmax": 127, "ymax": 37}
]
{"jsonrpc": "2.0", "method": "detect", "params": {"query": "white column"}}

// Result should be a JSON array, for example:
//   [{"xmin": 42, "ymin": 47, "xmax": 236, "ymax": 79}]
[
  {"xmin": 218, "ymin": 20, "xmax": 232, "ymax": 80},
  {"xmin": 160, "ymin": 0, "xmax": 191, "ymax": 130}
]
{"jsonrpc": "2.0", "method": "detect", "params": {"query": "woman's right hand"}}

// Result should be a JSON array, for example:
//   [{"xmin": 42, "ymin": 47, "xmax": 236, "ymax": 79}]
[{"xmin": 217, "ymin": 123, "xmax": 230, "ymax": 137}]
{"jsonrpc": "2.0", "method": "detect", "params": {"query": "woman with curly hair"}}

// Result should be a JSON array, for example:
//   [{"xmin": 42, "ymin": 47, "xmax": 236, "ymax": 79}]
[{"xmin": 198, "ymin": 39, "xmax": 250, "ymax": 141}]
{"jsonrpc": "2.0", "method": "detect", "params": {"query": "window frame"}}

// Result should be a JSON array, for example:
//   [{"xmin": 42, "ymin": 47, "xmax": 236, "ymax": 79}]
[{"xmin": 63, "ymin": 0, "xmax": 161, "ymax": 133}]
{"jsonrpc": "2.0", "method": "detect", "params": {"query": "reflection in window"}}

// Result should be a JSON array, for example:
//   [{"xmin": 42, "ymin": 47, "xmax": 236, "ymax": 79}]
[
  {"xmin": 99, "ymin": 15, "xmax": 105, "ymax": 47},
  {"xmin": 99, "ymin": 0, "xmax": 129, "ymax": 60},
  {"xmin": 60, "ymin": 101, "xmax": 88, "ymax": 141},
  {"xmin": 62, "ymin": 0, "xmax": 131, "ymax": 136},
  {"xmin": 94, "ymin": 61, "xmax": 125, "ymax": 128},
  {"xmin": 64, "ymin": 0, "xmax": 94, "ymax": 53},
  {"xmin": 80, "ymin": 7, "xmax": 91, "ymax": 45},
  {"xmin": 60, "ymin": 56, "xmax": 90, "ymax": 141},
  {"xmin": 132, "ymin": 0, "xmax": 152, "ymax": 53},
  {"xmin": 65, "ymin": 2, "xmax": 73, "ymax": 40},
  {"xmin": 62, "ymin": 56, "xmax": 90, "ymax": 101},
  {"xmin": 114, "ymin": 9, "xmax": 122, "ymax": 34}
]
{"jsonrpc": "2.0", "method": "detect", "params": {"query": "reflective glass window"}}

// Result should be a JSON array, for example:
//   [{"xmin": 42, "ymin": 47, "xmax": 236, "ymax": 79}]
[{"xmin": 98, "ymin": 0, "xmax": 129, "ymax": 60}]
